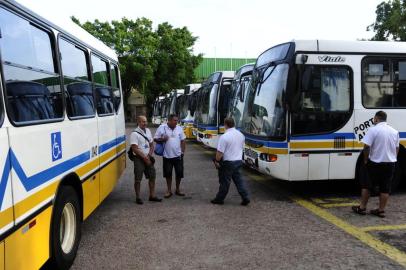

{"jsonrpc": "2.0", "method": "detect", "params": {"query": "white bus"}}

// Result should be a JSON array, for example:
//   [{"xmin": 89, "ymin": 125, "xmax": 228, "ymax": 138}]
[
  {"xmin": 152, "ymin": 96, "xmax": 165, "ymax": 125},
  {"xmin": 195, "ymin": 71, "xmax": 234, "ymax": 148},
  {"xmin": 179, "ymin": 84, "xmax": 200, "ymax": 139},
  {"xmin": 0, "ymin": 1, "xmax": 126, "ymax": 269},
  {"xmin": 242, "ymin": 40, "xmax": 406, "ymax": 189},
  {"xmin": 227, "ymin": 63, "xmax": 254, "ymax": 130}
]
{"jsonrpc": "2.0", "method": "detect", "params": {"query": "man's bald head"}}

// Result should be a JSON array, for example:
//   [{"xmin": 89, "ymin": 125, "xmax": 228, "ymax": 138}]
[
  {"xmin": 137, "ymin": 115, "xmax": 147, "ymax": 129},
  {"xmin": 137, "ymin": 115, "xmax": 147, "ymax": 123}
]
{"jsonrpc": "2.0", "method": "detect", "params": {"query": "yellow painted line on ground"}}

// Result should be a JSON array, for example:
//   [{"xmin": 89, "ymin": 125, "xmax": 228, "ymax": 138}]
[
  {"xmin": 324, "ymin": 197, "xmax": 355, "ymax": 203},
  {"xmin": 321, "ymin": 202, "xmax": 358, "ymax": 208},
  {"xmin": 310, "ymin": 198, "xmax": 326, "ymax": 204},
  {"xmin": 292, "ymin": 196, "xmax": 406, "ymax": 267},
  {"xmin": 361, "ymin": 224, "xmax": 406, "ymax": 232}
]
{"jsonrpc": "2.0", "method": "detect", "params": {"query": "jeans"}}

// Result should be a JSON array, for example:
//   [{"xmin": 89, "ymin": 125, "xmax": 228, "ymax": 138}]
[{"xmin": 215, "ymin": 160, "xmax": 249, "ymax": 202}]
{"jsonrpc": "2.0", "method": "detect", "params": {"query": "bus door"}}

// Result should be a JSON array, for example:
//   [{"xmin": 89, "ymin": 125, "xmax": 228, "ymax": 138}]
[
  {"xmin": 91, "ymin": 55, "xmax": 117, "ymax": 202},
  {"xmin": 218, "ymin": 79, "xmax": 232, "ymax": 134},
  {"xmin": 290, "ymin": 64, "xmax": 352, "ymax": 180},
  {"xmin": 0, "ymin": 123, "xmax": 12, "ymax": 270},
  {"xmin": 95, "ymin": 92, "xmax": 117, "ymax": 202},
  {"xmin": 110, "ymin": 64, "xmax": 126, "ymax": 177}
]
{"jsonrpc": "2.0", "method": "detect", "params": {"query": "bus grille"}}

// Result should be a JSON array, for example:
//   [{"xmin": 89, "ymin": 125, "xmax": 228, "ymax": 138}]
[
  {"xmin": 244, "ymin": 148, "xmax": 259, "ymax": 159},
  {"xmin": 334, "ymin": 136, "xmax": 346, "ymax": 149}
]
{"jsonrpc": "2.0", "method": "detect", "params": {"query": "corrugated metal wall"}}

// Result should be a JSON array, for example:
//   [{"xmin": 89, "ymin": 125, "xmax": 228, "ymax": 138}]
[{"xmin": 194, "ymin": 58, "xmax": 257, "ymax": 81}]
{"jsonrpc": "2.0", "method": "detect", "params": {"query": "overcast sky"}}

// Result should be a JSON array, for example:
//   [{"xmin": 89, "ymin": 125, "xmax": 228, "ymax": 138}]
[{"xmin": 17, "ymin": 0, "xmax": 383, "ymax": 58}]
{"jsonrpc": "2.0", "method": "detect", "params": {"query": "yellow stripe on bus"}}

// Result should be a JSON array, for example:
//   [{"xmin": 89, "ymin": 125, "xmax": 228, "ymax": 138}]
[
  {"xmin": 14, "ymin": 180, "xmax": 60, "ymax": 221},
  {"xmin": 290, "ymin": 141, "xmax": 354, "ymax": 149},
  {"xmin": 0, "ymin": 207, "xmax": 13, "ymax": 229}
]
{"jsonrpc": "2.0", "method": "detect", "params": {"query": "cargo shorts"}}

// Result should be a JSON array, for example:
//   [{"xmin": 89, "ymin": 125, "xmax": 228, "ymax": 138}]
[{"xmin": 133, "ymin": 157, "xmax": 156, "ymax": 183}]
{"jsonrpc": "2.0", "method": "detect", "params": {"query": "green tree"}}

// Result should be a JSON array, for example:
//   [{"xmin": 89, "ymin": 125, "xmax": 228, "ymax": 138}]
[
  {"xmin": 368, "ymin": 0, "xmax": 406, "ymax": 41},
  {"xmin": 72, "ymin": 17, "xmax": 202, "ymax": 114}
]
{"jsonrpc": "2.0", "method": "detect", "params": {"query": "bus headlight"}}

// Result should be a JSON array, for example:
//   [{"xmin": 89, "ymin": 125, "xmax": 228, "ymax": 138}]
[
  {"xmin": 259, "ymin": 153, "xmax": 277, "ymax": 162},
  {"xmin": 204, "ymin": 134, "xmax": 212, "ymax": 139}
]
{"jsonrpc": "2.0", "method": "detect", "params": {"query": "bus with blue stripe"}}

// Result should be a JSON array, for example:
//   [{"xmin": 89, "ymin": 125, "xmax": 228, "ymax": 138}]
[
  {"xmin": 195, "ymin": 71, "xmax": 234, "ymax": 148},
  {"xmin": 242, "ymin": 40, "xmax": 406, "ymax": 188},
  {"xmin": 0, "ymin": 1, "xmax": 125, "ymax": 269}
]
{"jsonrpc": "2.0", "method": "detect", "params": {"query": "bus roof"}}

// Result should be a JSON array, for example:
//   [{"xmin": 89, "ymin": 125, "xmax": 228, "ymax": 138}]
[
  {"xmin": 11, "ymin": 0, "xmax": 118, "ymax": 61},
  {"xmin": 293, "ymin": 39, "xmax": 406, "ymax": 54}
]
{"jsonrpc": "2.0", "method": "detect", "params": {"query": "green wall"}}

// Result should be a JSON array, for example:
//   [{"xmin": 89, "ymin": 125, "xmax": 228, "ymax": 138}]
[{"xmin": 194, "ymin": 58, "xmax": 256, "ymax": 81}]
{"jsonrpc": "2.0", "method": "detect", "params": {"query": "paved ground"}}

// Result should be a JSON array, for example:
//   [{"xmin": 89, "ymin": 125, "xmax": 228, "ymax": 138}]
[{"xmin": 71, "ymin": 126, "xmax": 406, "ymax": 270}]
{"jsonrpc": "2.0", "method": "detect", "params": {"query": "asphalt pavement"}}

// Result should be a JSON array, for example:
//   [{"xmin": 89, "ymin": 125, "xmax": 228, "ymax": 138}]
[{"xmin": 71, "ymin": 125, "xmax": 406, "ymax": 270}]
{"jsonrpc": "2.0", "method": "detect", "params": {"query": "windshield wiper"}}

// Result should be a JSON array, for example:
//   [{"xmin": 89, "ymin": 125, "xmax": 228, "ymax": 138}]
[{"xmin": 257, "ymin": 61, "xmax": 277, "ymax": 95}]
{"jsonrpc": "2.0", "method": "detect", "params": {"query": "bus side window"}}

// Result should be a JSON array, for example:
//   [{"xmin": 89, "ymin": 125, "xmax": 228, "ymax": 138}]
[
  {"xmin": 110, "ymin": 64, "xmax": 121, "ymax": 112},
  {"xmin": 91, "ymin": 55, "xmax": 114, "ymax": 116},
  {"xmin": 95, "ymin": 87, "xmax": 114, "ymax": 115},
  {"xmin": 59, "ymin": 38, "xmax": 95, "ymax": 118},
  {"xmin": 0, "ymin": 7, "xmax": 63, "ymax": 124}
]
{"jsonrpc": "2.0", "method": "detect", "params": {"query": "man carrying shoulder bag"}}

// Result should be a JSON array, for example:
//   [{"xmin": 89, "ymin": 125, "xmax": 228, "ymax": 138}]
[{"xmin": 130, "ymin": 115, "xmax": 162, "ymax": 204}]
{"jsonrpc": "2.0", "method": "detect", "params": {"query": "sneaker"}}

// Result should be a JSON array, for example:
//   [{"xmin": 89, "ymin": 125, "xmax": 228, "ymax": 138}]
[
  {"xmin": 149, "ymin": 197, "xmax": 162, "ymax": 202},
  {"xmin": 135, "ymin": 198, "xmax": 144, "ymax": 205},
  {"xmin": 210, "ymin": 199, "xmax": 224, "ymax": 205},
  {"xmin": 241, "ymin": 199, "xmax": 250, "ymax": 206}
]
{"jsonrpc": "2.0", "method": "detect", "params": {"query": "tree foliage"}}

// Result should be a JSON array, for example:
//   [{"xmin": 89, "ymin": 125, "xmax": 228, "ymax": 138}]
[
  {"xmin": 368, "ymin": 0, "xmax": 406, "ymax": 41},
  {"xmin": 72, "ymin": 16, "xmax": 202, "ymax": 110}
]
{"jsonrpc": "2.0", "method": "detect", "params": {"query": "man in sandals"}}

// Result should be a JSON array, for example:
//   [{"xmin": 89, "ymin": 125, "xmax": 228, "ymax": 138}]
[
  {"xmin": 154, "ymin": 114, "xmax": 186, "ymax": 198},
  {"xmin": 130, "ymin": 115, "xmax": 162, "ymax": 205},
  {"xmin": 352, "ymin": 111, "xmax": 399, "ymax": 218},
  {"xmin": 211, "ymin": 117, "xmax": 250, "ymax": 206}
]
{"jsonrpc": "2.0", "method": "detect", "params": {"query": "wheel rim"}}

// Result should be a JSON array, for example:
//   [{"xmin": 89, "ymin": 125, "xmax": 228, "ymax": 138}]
[{"xmin": 59, "ymin": 202, "xmax": 77, "ymax": 254}]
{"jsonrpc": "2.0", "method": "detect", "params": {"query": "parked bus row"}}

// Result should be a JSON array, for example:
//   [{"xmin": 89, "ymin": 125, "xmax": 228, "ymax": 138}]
[{"xmin": 155, "ymin": 40, "xmax": 406, "ymax": 191}]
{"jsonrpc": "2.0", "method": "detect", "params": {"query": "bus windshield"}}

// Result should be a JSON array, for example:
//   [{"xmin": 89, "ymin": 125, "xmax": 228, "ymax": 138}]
[
  {"xmin": 242, "ymin": 63, "xmax": 288, "ymax": 139},
  {"xmin": 153, "ymin": 100, "xmax": 162, "ymax": 116},
  {"xmin": 196, "ymin": 83, "xmax": 218, "ymax": 126},
  {"xmin": 178, "ymin": 95, "xmax": 189, "ymax": 119}
]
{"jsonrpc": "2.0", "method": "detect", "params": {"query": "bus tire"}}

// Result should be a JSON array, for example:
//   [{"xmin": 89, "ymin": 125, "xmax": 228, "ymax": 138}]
[{"xmin": 49, "ymin": 185, "xmax": 82, "ymax": 270}]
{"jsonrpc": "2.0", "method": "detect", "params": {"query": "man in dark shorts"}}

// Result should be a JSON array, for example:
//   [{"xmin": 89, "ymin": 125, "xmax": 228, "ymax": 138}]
[
  {"xmin": 154, "ymin": 114, "xmax": 186, "ymax": 198},
  {"xmin": 352, "ymin": 111, "xmax": 399, "ymax": 218},
  {"xmin": 130, "ymin": 116, "xmax": 162, "ymax": 205}
]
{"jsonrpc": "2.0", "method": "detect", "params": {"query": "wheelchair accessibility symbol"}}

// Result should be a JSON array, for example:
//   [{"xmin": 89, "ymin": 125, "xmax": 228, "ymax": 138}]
[{"xmin": 51, "ymin": 132, "xmax": 62, "ymax": 161}]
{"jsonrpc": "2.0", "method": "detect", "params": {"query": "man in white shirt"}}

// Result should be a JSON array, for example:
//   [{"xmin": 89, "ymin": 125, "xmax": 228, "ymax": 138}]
[
  {"xmin": 154, "ymin": 114, "xmax": 186, "ymax": 198},
  {"xmin": 130, "ymin": 116, "xmax": 162, "ymax": 205},
  {"xmin": 212, "ymin": 117, "xmax": 250, "ymax": 206},
  {"xmin": 352, "ymin": 111, "xmax": 399, "ymax": 218}
]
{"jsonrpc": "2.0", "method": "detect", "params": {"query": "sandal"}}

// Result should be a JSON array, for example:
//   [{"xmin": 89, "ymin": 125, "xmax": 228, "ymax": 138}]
[
  {"xmin": 175, "ymin": 191, "xmax": 185, "ymax": 196},
  {"xmin": 351, "ymin": 206, "xmax": 366, "ymax": 215},
  {"xmin": 164, "ymin": 192, "xmax": 173, "ymax": 198},
  {"xmin": 370, "ymin": 209, "xmax": 385, "ymax": 218}
]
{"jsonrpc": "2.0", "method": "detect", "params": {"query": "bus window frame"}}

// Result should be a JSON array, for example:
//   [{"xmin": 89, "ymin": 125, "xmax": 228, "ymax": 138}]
[
  {"xmin": 58, "ymin": 34, "xmax": 96, "ymax": 120},
  {"xmin": 90, "ymin": 53, "xmax": 115, "ymax": 117},
  {"xmin": 0, "ymin": 5, "xmax": 65, "ymax": 127},
  {"xmin": 361, "ymin": 55, "xmax": 406, "ymax": 109},
  {"xmin": 290, "ymin": 63, "xmax": 354, "ymax": 138},
  {"xmin": 109, "ymin": 62, "xmax": 122, "ymax": 114}
]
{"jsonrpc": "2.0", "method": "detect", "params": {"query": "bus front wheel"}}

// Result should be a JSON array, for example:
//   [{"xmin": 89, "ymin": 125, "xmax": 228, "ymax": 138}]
[{"xmin": 50, "ymin": 185, "xmax": 82, "ymax": 270}]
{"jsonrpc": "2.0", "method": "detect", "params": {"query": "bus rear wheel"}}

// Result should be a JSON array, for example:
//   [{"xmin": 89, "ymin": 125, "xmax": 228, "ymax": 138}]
[{"xmin": 49, "ymin": 185, "xmax": 81, "ymax": 270}]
